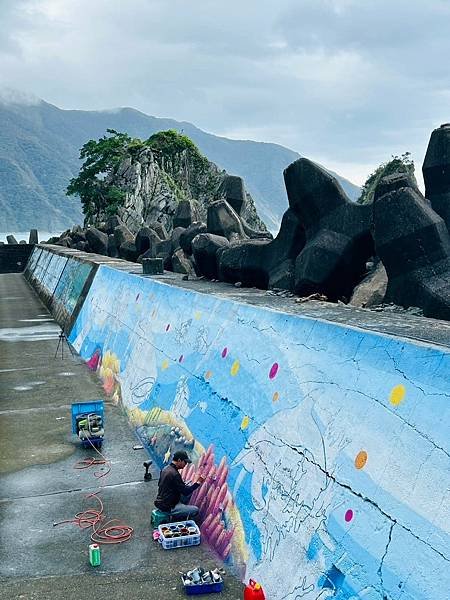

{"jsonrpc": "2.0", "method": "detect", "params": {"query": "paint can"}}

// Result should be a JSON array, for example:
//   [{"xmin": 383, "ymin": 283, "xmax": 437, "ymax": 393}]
[{"xmin": 89, "ymin": 543, "xmax": 101, "ymax": 566}]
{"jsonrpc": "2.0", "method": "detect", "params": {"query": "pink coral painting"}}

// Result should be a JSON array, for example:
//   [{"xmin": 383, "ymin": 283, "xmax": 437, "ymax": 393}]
[{"xmin": 181, "ymin": 445, "xmax": 234, "ymax": 560}]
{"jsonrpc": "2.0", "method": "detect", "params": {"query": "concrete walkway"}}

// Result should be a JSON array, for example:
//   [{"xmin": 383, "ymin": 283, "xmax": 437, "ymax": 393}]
[{"xmin": 0, "ymin": 274, "xmax": 243, "ymax": 600}]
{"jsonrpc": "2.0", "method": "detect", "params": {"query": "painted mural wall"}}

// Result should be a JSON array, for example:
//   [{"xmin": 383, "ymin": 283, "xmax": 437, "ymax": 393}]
[
  {"xmin": 25, "ymin": 246, "xmax": 94, "ymax": 327},
  {"xmin": 64, "ymin": 263, "xmax": 450, "ymax": 600}
]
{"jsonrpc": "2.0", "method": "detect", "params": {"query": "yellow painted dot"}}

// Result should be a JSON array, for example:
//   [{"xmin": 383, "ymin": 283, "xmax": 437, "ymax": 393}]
[
  {"xmin": 230, "ymin": 360, "xmax": 240, "ymax": 376},
  {"xmin": 161, "ymin": 359, "xmax": 169, "ymax": 370},
  {"xmin": 205, "ymin": 370, "xmax": 213, "ymax": 380},
  {"xmin": 241, "ymin": 415, "xmax": 250, "ymax": 430},
  {"xmin": 272, "ymin": 391, "xmax": 280, "ymax": 402},
  {"xmin": 194, "ymin": 311, "xmax": 202, "ymax": 320},
  {"xmin": 151, "ymin": 309, "xmax": 157, "ymax": 318},
  {"xmin": 390, "ymin": 384, "xmax": 406, "ymax": 406},
  {"xmin": 355, "ymin": 450, "xmax": 368, "ymax": 470}
]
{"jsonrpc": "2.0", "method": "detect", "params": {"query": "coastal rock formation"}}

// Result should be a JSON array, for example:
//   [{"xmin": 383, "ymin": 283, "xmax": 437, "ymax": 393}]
[
  {"xmin": 374, "ymin": 186, "xmax": 450, "ymax": 320},
  {"xmin": 423, "ymin": 123, "xmax": 450, "ymax": 231},
  {"xmin": 107, "ymin": 147, "xmax": 266, "ymax": 236},
  {"xmin": 284, "ymin": 158, "xmax": 373, "ymax": 301},
  {"xmin": 42, "ymin": 124, "xmax": 450, "ymax": 321},
  {"xmin": 217, "ymin": 209, "xmax": 304, "ymax": 289}
]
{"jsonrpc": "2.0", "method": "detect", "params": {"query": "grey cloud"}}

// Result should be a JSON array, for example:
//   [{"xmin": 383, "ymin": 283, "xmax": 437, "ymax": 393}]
[{"xmin": 0, "ymin": 0, "xmax": 447, "ymax": 185}]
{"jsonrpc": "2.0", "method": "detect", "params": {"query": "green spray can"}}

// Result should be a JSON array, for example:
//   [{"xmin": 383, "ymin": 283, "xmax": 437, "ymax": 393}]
[{"xmin": 89, "ymin": 543, "xmax": 101, "ymax": 566}]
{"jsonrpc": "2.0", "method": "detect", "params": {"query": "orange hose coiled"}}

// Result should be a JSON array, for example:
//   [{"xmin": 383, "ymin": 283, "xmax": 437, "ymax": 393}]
[{"xmin": 53, "ymin": 438, "xmax": 133, "ymax": 544}]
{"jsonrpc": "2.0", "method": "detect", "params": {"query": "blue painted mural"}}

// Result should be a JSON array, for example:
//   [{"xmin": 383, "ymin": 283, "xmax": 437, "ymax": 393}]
[
  {"xmin": 63, "ymin": 263, "xmax": 449, "ymax": 599},
  {"xmin": 26, "ymin": 246, "xmax": 94, "ymax": 325}
]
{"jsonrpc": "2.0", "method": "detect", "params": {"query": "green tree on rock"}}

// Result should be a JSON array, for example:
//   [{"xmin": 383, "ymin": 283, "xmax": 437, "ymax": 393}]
[
  {"xmin": 67, "ymin": 129, "xmax": 138, "ymax": 224},
  {"xmin": 67, "ymin": 128, "xmax": 214, "ymax": 225},
  {"xmin": 358, "ymin": 152, "xmax": 415, "ymax": 205}
]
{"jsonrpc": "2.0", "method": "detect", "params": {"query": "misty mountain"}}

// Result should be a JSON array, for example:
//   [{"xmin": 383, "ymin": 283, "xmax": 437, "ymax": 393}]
[{"xmin": 0, "ymin": 98, "xmax": 360, "ymax": 232}]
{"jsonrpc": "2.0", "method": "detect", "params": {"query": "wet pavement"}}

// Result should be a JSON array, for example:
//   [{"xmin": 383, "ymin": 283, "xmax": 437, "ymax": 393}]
[{"xmin": 0, "ymin": 273, "xmax": 243, "ymax": 600}]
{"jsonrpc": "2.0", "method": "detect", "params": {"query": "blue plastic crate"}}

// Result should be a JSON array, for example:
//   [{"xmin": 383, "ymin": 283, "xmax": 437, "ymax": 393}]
[
  {"xmin": 182, "ymin": 578, "xmax": 224, "ymax": 595},
  {"xmin": 158, "ymin": 520, "xmax": 201, "ymax": 550},
  {"xmin": 71, "ymin": 400, "xmax": 104, "ymax": 434}
]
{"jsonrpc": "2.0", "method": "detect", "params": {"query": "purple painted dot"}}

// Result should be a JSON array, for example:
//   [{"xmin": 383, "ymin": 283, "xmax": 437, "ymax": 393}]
[
  {"xmin": 179, "ymin": 355, "xmax": 184, "ymax": 363},
  {"xmin": 165, "ymin": 324, "xmax": 171, "ymax": 332},
  {"xmin": 269, "ymin": 362, "xmax": 279, "ymax": 379},
  {"xmin": 345, "ymin": 509, "xmax": 353, "ymax": 522},
  {"xmin": 221, "ymin": 347, "xmax": 228, "ymax": 358}
]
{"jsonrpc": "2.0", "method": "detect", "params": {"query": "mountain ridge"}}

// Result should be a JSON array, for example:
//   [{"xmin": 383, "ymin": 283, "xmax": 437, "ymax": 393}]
[{"xmin": 0, "ymin": 98, "xmax": 360, "ymax": 232}]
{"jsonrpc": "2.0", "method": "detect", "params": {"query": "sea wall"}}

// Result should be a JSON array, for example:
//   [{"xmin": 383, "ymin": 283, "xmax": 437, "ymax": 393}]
[
  {"xmin": 26, "ymin": 248, "xmax": 450, "ymax": 600},
  {"xmin": 24, "ymin": 245, "xmax": 96, "ymax": 330}
]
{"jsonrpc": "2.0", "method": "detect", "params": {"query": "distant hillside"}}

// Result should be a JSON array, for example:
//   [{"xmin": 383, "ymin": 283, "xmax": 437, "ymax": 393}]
[{"xmin": 0, "ymin": 98, "xmax": 360, "ymax": 232}]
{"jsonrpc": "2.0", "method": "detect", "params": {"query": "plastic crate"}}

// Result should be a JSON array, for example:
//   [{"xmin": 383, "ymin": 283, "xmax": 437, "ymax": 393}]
[
  {"xmin": 182, "ymin": 577, "xmax": 224, "ymax": 595},
  {"xmin": 71, "ymin": 400, "xmax": 104, "ymax": 434},
  {"xmin": 158, "ymin": 520, "xmax": 201, "ymax": 550}
]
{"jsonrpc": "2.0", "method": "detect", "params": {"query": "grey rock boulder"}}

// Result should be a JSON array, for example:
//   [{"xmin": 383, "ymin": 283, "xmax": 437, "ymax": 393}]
[
  {"xmin": 216, "ymin": 208, "xmax": 304, "ymax": 289},
  {"xmin": 73, "ymin": 241, "xmax": 88, "ymax": 251},
  {"xmin": 215, "ymin": 175, "xmax": 246, "ymax": 215},
  {"xmin": 349, "ymin": 261, "xmax": 388, "ymax": 308},
  {"xmin": 180, "ymin": 222, "xmax": 207, "ymax": 255},
  {"xmin": 114, "ymin": 224, "xmax": 134, "ymax": 248},
  {"xmin": 6, "ymin": 235, "xmax": 18, "ymax": 245},
  {"xmin": 118, "ymin": 240, "xmax": 139, "ymax": 262},
  {"xmin": 423, "ymin": 123, "xmax": 450, "ymax": 230},
  {"xmin": 173, "ymin": 200, "xmax": 194, "ymax": 229},
  {"xmin": 135, "ymin": 227, "xmax": 161, "ymax": 256},
  {"xmin": 207, "ymin": 200, "xmax": 247, "ymax": 242},
  {"xmin": 172, "ymin": 248, "xmax": 196, "ymax": 275},
  {"xmin": 374, "ymin": 171, "xmax": 423, "ymax": 202},
  {"xmin": 374, "ymin": 186, "xmax": 450, "ymax": 320},
  {"xmin": 284, "ymin": 158, "xmax": 373, "ymax": 300},
  {"xmin": 104, "ymin": 215, "xmax": 124, "ymax": 235},
  {"xmin": 171, "ymin": 227, "xmax": 186, "ymax": 251},
  {"xmin": 56, "ymin": 236, "xmax": 72, "ymax": 248},
  {"xmin": 192, "ymin": 233, "xmax": 230, "ymax": 279},
  {"xmin": 149, "ymin": 222, "xmax": 168, "ymax": 240},
  {"xmin": 71, "ymin": 230, "xmax": 86, "ymax": 244},
  {"xmin": 85, "ymin": 228, "xmax": 108, "ymax": 255}
]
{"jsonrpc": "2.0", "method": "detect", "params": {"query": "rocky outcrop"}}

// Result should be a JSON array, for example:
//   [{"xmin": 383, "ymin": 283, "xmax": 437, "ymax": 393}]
[
  {"xmin": 423, "ymin": 123, "xmax": 450, "ymax": 231},
  {"xmin": 105, "ymin": 147, "xmax": 267, "ymax": 236},
  {"xmin": 43, "ymin": 124, "xmax": 450, "ymax": 321}
]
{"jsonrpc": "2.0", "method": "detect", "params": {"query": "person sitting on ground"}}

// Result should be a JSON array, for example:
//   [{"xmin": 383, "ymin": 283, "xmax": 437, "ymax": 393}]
[{"xmin": 154, "ymin": 450, "xmax": 205, "ymax": 519}]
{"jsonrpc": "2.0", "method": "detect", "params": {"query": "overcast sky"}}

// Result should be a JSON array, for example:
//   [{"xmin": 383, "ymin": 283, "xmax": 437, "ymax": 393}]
[{"xmin": 1, "ymin": 0, "xmax": 449, "ymax": 186}]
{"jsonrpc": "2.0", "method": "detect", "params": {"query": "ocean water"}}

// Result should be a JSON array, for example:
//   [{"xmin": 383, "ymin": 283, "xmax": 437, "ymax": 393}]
[{"xmin": 0, "ymin": 231, "xmax": 63, "ymax": 243}]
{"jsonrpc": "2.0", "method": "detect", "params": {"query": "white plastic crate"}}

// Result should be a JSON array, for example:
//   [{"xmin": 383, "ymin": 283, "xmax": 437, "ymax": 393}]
[{"xmin": 158, "ymin": 520, "xmax": 201, "ymax": 550}]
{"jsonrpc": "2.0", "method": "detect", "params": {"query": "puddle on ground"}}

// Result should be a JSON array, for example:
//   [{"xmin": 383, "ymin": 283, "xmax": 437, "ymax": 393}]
[
  {"xmin": 0, "ymin": 324, "xmax": 60, "ymax": 342},
  {"xmin": 13, "ymin": 385, "xmax": 33, "ymax": 391},
  {"xmin": 1, "ymin": 297, "xmax": 25, "ymax": 301},
  {"xmin": 0, "ymin": 367, "xmax": 34, "ymax": 373},
  {"xmin": 19, "ymin": 318, "xmax": 54, "ymax": 323},
  {"xmin": 59, "ymin": 372, "xmax": 75, "ymax": 377}
]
